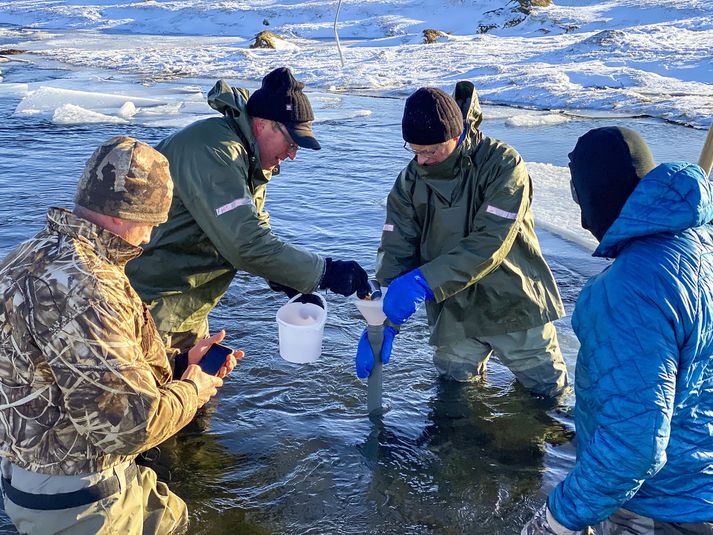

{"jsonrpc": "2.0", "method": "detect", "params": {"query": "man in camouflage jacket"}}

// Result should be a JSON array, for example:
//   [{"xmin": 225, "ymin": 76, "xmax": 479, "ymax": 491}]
[{"xmin": 0, "ymin": 137, "xmax": 231, "ymax": 534}]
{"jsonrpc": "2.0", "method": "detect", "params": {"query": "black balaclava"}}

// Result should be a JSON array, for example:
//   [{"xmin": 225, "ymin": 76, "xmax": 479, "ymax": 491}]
[{"xmin": 568, "ymin": 126, "xmax": 656, "ymax": 242}]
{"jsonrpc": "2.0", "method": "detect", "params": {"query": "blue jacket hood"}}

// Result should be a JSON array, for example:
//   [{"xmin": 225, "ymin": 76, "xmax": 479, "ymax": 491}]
[{"xmin": 595, "ymin": 162, "xmax": 713, "ymax": 258}]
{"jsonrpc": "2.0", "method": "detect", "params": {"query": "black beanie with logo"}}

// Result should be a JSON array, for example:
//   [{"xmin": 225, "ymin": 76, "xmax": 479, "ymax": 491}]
[
  {"xmin": 247, "ymin": 67, "xmax": 320, "ymax": 150},
  {"xmin": 402, "ymin": 87, "xmax": 464, "ymax": 145}
]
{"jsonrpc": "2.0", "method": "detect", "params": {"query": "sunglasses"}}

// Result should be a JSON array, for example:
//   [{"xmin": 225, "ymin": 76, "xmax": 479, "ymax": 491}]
[{"xmin": 274, "ymin": 122, "xmax": 298, "ymax": 153}]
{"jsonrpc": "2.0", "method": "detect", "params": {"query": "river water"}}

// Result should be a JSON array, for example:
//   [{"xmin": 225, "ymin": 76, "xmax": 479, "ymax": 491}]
[{"xmin": 0, "ymin": 54, "xmax": 707, "ymax": 534}]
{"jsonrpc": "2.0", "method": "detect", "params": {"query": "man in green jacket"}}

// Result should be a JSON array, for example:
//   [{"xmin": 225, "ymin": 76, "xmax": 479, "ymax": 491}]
[
  {"xmin": 128, "ymin": 67, "xmax": 369, "ymax": 351},
  {"xmin": 355, "ymin": 87, "xmax": 568, "ymax": 397}
]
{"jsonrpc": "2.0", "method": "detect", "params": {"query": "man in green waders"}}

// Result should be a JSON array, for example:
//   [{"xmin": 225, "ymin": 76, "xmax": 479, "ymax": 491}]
[
  {"xmin": 355, "ymin": 87, "xmax": 568, "ymax": 397},
  {"xmin": 127, "ymin": 67, "xmax": 370, "ymax": 352}
]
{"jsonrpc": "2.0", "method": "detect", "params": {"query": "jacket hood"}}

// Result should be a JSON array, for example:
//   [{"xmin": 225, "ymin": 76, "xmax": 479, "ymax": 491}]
[
  {"xmin": 452, "ymin": 80, "xmax": 483, "ymax": 147},
  {"xmin": 595, "ymin": 162, "xmax": 713, "ymax": 257},
  {"xmin": 206, "ymin": 80, "xmax": 273, "ymax": 177},
  {"xmin": 207, "ymin": 80, "xmax": 250, "ymax": 117},
  {"xmin": 207, "ymin": 80, "xmax": 253, "ymax": 139}
]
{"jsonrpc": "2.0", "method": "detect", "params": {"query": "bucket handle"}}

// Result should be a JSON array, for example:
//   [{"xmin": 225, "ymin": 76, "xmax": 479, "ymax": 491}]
[{"xmin": 288, "ymin": 292, "xmax": 328, "ymax": 313}]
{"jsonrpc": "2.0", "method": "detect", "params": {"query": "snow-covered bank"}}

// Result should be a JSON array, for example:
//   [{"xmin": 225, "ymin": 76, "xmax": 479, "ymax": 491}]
[{"xmin": 0, "ymin": 0, "xmax": 712, "ymax": 127}]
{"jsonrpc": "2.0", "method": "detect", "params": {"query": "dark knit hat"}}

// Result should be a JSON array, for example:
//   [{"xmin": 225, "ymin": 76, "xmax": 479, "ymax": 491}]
[
  {"xmin": 74, "ymin": 136, "xmax": 173, "ymax": 225},
  {"xmin": 247, "ymin": 67, "xmax": 320, "ymax": 150},
  {"xmin": 402, "ymin": 87, "xmax": 464, "ymax": 145},
  {"xmin": 569, "ymin": 126, "xmax": 656, "ymax": 242}
]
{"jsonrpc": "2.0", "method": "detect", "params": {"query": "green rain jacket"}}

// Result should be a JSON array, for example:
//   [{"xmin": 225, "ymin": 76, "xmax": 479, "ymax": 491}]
[
  {"xmin": 127, "ymin": 81, "xmax": 324, "ymax": 333},
  {"xmin": 376, "ymin": 102, "xmax": 564, "ymax": 346}
]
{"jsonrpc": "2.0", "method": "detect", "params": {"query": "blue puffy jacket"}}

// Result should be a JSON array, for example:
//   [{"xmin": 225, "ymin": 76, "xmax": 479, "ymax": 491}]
[{"xmin": 548, "ymin": 162, "xmax": 713, "ymax": 530}]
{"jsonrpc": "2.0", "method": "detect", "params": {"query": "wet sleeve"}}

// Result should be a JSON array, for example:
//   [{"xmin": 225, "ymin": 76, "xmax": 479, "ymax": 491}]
[
  {"xmin": 38, "ymin": 287, "xmax": 200, "ymax": 456},
  {"xmin": 178, "ymin": 141, "xmax": 324, "ymax": 293},
  {"xmin": 419, "ymin": 151, "xmax": 529, "ymax": 302},
  {"xmin": 375, "ymin": 173, "xmax": 422, "ymax": 285},
  {"xmin": 547, "ymin": 261, "xmax": 680, "ymax": 530}
]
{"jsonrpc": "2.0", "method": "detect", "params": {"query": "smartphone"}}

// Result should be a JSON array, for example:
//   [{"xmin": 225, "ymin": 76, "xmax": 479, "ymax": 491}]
[{"xmin": 198, "ymin": 343, "xmax": 232, "ymax": 375}]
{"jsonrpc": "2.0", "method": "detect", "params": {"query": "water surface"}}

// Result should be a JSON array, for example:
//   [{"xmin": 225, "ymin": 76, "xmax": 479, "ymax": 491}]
[{"xmin": 0, "ymin": 57, "xmax": 706, "ymax": 534}]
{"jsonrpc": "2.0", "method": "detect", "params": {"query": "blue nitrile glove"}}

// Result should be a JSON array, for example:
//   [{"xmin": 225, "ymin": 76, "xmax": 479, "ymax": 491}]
[
  {"xmin": 319, "ymin": 258, "xmax": 370, "ymax": 298},
  {"xmin": 355, "ymin": 325, "xmax": 397, "ymax": 379},
  {"xmin": 383, "ymin": 268, "xmax": 434, "ymax": 325}
]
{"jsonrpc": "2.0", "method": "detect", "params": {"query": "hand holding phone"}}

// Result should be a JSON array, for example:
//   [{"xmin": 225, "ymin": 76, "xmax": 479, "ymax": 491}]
[{"xmin": 198, "ymin": 343, "xmax": 232, "ymax": 376}]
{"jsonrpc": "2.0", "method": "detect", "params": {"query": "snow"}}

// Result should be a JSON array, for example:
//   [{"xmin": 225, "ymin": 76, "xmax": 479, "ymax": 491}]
[
  {"xmin": 529, "ymin": 162, "xmax": 598, "ymax": 252},
  {"xmin": 0, "ymin": 0, "xmax": 711, "ymax": 250},
  {"xmin": 0, "ymin": 1, "xmax": 710, "ymax": 126},
  {"xmin": 505, "ymin": 113, "xmax": 571, "ymax": 128}
]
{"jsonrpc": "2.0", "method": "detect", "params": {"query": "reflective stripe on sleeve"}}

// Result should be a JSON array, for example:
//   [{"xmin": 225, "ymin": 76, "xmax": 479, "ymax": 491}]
[
  {"xmin": 215, "ymin": 197, "xmax": 252, "ymax": 216},
  {"xmin": 486, "ymin": 205, "xmax": 518, "ymax": 220}
]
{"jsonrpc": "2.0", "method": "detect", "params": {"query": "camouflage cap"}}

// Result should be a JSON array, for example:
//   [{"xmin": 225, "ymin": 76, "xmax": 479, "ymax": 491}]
[{"xmin": 74, "ymin": 136, "xmax": 173, "ymax": 225}]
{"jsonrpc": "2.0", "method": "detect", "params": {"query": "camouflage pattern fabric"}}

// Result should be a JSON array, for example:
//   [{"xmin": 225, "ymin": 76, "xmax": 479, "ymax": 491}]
[
  {"xmin": 75, "ymin": 136, "xmax": 173, "ymax": 224},
  {"xmin": 0, "ymin": 208, "xmax": 198, "ymax": 475}
]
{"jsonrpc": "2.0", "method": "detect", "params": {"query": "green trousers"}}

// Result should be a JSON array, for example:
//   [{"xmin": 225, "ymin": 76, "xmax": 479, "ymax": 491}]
[
  {"xmin": 161, "ymin": 319, "xmax": 210, "ymax": 354},
  {"xmin": 432, "ymin": 321, "xmax": 568, "ymax": 397}
]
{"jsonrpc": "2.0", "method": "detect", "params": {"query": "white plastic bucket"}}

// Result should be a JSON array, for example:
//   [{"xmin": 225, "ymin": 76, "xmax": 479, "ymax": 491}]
[{"xmin": 276, "ymin": 293, "xmax": 327, "ymax": 363}]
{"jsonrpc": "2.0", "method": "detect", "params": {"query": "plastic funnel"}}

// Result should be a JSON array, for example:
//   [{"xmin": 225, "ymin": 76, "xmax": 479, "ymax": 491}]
[{"xmin": 353, "ymin": 287, "xmax": 387, "ymax": 326}]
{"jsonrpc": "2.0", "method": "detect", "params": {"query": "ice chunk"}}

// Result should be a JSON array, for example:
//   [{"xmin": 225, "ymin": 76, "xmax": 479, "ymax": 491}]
[
  {"xmin": 117, "ymin": 101, "xmax": 137, "ymax": 119},
  {"xmin": 505, "ymin": 114, "xmax": 571, "ymax": 128},
  {"xmin": 15, "ymin": 86, "xmax": 164, "ymax": 116},
  {"xmin": 52, "ymin": 104, "xmax": 128, "ymax": 125}
]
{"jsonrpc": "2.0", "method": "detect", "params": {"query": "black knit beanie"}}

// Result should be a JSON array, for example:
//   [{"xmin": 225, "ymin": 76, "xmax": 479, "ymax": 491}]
[
  {"xmin": 569, "ymin": 126, "xmax": 656, "ymax": 242},
  {"xmin": 402, "ymin": 87, "xmax": 464, "ymax": 145},
  {"xmin": 247, "ymin": 67, "xmax": 320, "ymax": 150}
]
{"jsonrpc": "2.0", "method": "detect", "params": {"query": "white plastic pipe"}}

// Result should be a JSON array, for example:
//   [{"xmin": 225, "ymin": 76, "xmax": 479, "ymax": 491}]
[
  {"xmin": 699, "ymin": 122, "xmax": 713, "ymax": 178},
  {"xmin": 334, "ymin": 0, "xmax": 345, "ymax": 68}
]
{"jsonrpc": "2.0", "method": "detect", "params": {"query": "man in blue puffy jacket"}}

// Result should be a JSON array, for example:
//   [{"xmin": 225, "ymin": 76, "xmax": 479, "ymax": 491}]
[{"xmin": 522, "ymin": 126, "xmax": 713, "ymax": 534}]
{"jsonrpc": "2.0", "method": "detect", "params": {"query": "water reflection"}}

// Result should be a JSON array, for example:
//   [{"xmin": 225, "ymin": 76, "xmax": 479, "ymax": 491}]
[
  {"xmin": 356, "ymin": 378, "xmax": 573, "ymax": 534},
  {"xmin": 0, "ymin": 58, "xmax": 704, "ymax": 535}
]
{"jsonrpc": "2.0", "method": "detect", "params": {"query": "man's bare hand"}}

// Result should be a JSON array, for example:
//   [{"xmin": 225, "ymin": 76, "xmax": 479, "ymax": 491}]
[
  {"xmin": 188, "ymin": 330, "xmax": 244, "ymax": 378},
  {"xmin": 181, "ymin": 365, "xmax": 223, "ymax": 407}
]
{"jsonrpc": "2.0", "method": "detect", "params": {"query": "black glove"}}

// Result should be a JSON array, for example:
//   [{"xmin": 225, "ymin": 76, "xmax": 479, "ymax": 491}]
[
  {"xmin": 268, "ymin": 280, "xmax": 299, "ymax": 298},
  {"xmin": 268, "ymin": 280, "xmax": 324, "ymax": 307},
  {"xmin": 319, "ymin": 258, "xmax": 370, "ymax": 298}
]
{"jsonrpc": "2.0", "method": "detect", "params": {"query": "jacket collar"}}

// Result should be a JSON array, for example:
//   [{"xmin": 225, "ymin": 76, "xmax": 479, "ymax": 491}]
[
  {"xmin": 411, "ymin": 144, "xmax": 466, "ymax": 204},
  {"xmin": 207, "ymin": 80, "xmax": 272, "ymax": 187},
  {"xmin": 595, "ymin": 162, "xmax": 713, "ymax": 258},
  {"xmin": 412, "ymin": 143, "xmax": 464, "ymax": 180},
  {"xmin": 46, "ymin": 208, "xmax": 143, "ymax": 266}
]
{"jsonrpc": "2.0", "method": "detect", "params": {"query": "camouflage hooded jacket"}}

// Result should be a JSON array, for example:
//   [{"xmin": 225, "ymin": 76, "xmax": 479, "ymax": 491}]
[{"xmin": 0, "ymin": 209, "xmax": 199, "ymax": 475}]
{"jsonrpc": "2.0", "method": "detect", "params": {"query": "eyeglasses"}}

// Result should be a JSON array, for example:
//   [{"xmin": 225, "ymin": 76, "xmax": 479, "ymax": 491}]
[
  {"xmin": 403, "ymin": 141, "xmax": 443, "ymax": 159},
  {"xmin": 274, "ymin": 122, "xmax": 298, "ymax": 153}
]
